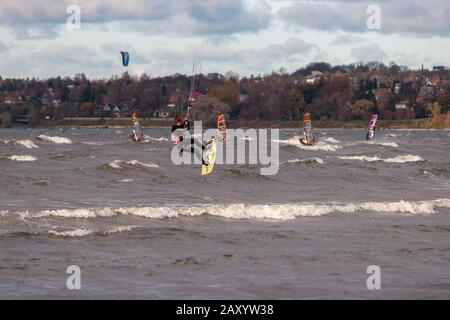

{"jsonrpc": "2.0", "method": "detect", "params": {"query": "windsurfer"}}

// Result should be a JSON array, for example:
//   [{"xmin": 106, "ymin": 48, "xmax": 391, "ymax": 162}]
[{"xmin": 130, "ymin": 113, "xmax": 144, "ymax": 142}]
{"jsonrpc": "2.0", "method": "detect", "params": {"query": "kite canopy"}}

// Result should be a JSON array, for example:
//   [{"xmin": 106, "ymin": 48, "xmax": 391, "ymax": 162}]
[{"xmin": 121, "ymin": 51, "xmax": 130, "ymax": 67}]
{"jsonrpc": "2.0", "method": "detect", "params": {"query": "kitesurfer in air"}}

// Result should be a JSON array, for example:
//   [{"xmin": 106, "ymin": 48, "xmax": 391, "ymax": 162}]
[
  {"xmin": 171, "ymin": 116, "xmax": 199, "ymax": 148},
  {"xmin": 171, "ymin": 116, "xmax": 213, "ymax": 166}
]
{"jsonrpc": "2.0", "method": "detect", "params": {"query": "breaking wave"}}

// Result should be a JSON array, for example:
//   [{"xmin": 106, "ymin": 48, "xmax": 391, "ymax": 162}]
[
  {"xmin": 106, "ymin": 160, "xmax": 159, "ymax": 169},
  {"xmin": 4, "ymin": 139, "xmax": 39, "ymax": 149},
  {"xmin": 48, "ymin": 225, "xmax": 138, "ymax": 237},
  {"xmin": 338, "ymin": 155, "xmax": 424, "ymax": 163},
  {"xmin": 277, "ymin": 136, "xmax": 341, "ymax": 152},
  {"xmin": 344, "ymin": 141, "xmax": 399, "ymax": 148},
  {"xmin": 82, "ymin": 141, "xmax": 108, "ymax": 146},
  {"xmin": 7, "ymin": 155, "xmax": 37, "ymax": 162},
  {"xmin": 37, "ymin": 135, "xmax": 72, "ymax": 144},
  {"xmin": 283, "ymin": 158, "xmax": 324, "ymax": 165},
  {"xmin": 321, "ymin": 137, "xmax": 340, "ymax": 144},
  {"xmin": 48, "ymin": 228, "xmax": 93, "ymax": 237},
  {"xmin": 374, "ymin": 142, "xmax": 399, "ymax": 148},
  {"xmin": 144, "ymin": 136, "xmax": 169, "ymax": 142},
  {"xmin": 17, "ymin": 199, "xmax": 450, "ymax": 221}
]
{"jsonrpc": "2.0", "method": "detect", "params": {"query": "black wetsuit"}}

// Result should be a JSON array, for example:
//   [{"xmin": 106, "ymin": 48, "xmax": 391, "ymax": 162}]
[
  {"xmin": 172, "ymin": 121, "xmax": 205, "ymax": 151},
  {"xmin": 172, "ymin": 121, "xmax": 209, "ymax": 165}
]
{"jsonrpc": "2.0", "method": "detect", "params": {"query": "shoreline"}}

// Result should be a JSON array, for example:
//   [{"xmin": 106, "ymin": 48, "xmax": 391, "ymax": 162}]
[{"xmin": 1, "ymin": 118, "xmax": 449, "ymax": 130}]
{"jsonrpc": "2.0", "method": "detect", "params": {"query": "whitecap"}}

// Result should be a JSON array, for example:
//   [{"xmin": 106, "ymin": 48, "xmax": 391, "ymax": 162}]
[
  {"xmin": 37, "ymin": 135, "xmax": 72, "ymax": 144},
  {"xmin": 7, "ymin": 155, "xmax": 37, "ymax": 162},
  {"xmin": 23, "ymin": 198, "xmax": 450, "ymax": 221}
]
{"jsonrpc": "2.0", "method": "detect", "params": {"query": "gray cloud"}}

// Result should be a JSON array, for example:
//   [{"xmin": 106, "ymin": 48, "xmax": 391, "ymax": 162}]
[
  {"xmin": 351, "ymin": 43, "xmax": 387, "ymax": 62},
  {"xmin": 0, "ymin": 0, "xmax": 272, "ymax": 37},
  {"xmin": 0, "ymin": 42, "xmax": 8, "ymax": 52},
  {"xmin": 0, "ymin": 44, "xmax": 115, "ymax": 78},
  {"xmin": 277, "ymin": 0, "xmax": 450, "ymax": 36},
  {"xmin": 0, "ymin": 37, "xmax": 318, "ymax": 78},
  {"xmin": 331, "ymin": 34, "xmax": 367, "ymax": 46},
  {"xmin": 148, "ymin": 37, "xmax": 319, "ymax": 74}
]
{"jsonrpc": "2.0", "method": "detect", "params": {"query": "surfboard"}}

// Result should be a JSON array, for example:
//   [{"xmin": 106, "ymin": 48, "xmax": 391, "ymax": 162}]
[{"xmin": 201, "ymin": 138, "xmax": 217, "ymax": 176}]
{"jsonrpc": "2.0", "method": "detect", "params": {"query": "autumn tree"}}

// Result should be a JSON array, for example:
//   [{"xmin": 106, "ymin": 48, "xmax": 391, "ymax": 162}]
[
  {"xmin": 352, "ymin": 99, "xmax": 374, "ymax": 120},
  {"xmin": 209, "ymin": 82, "xmax": 239, "ymax": 109},
  {"xmin": 192, "ymin": 96, "xmax": 231, "ymax": 126}
]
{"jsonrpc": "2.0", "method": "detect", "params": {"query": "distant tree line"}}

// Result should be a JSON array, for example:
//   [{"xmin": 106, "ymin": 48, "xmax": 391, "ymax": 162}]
[{"xmin": 1, "ymin": 61, "xmax": 450, "ymax": 127}]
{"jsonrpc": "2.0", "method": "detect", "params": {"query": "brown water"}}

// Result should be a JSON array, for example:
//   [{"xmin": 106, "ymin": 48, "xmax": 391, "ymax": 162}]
[{"xmin": 0, "ymin": 128, "xmax": 449, "ymax": 299}]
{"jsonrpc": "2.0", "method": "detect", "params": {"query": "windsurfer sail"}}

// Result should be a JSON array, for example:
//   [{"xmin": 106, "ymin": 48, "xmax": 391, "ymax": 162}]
[
  {"xmin": 217, "ymin": 114, "xmax": 227, "ymax": 141},
  {"xmin": 366, "ymin": 114, "xmax": 379, "ymax": 141},
  {"xmin": 299, "ymin": 113, "xmax": 316, "ymax": 146}
]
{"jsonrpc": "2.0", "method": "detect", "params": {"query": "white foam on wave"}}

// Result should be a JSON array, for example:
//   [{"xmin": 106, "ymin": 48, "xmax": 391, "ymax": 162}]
[
  {"xmin": 321, "ymin": 137, "xmax": 340, "ymax": 144},
  {"xmin": 277, "ymin": 136, "xmax": 341, "ymax": 152},
  {"xmin": 107, "ymin": 160, "xmax": 159, "ymax": 169},
  {"xmin": 48, "ymin": 228, "xmax": 93, "ymax": 237},
  {"xmin": 21, "ymin": 198, "xmax": 450, "ymax": 221},
  {"xmin": 100, "ymin": 225, "xmax": 138, "ymax": 235},
  {"xmin": 338, "ymin": 155, "xmax": 381, "ymax": 162},
  {"xmin": 144, "ymin": 136, "xmax": 169, "ymax": 142},
  {"xmin": 82, "ymin": 141, "xmax": 107, "ymax": 146},
  {"xmin": 344, "ymin": 141, "xmax": 399, "ymax": 148},
  {"xmin": 47, "ymin": 225, "xmax": 138, "ymax": 237},
  {"xmin": 7, "ymin": 155, "xmax": 37, "ymax": 162},
  {"xmin": 5, "ymin": 139, "xmax": 39, "ymax": 149},
  {"xmin": 118, "ymin": 179, "xmax": 134, "ymax": 183},
  {"xmin": 283, "ymin": 158, "xmax": 324, "ymax": 165},
  {"xmin": 374, "ymin": 142, "xmax": 399, "ymax": 148},
  {"xmin": 37, "ymin": 135, "xmax": 72, "ymax": 144},
  {"xmin": 0, "ymin": 210, "xmax": 8, "ymax": 217},
  {"xmin": 384, "ymin": 155, "xmax": 424, "ymax": 163},
  {"xmin": 338, "ymin": 155, "xmax": 424, "ymax": 163}
]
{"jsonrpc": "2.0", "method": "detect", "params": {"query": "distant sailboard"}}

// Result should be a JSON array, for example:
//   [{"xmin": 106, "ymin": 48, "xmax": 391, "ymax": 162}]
[
  {"xmin": 366, "ymin": 114, "xmax": 379, "ymax": 141},
  {"xmin": 299, "ymin": 113, "xmax": 316, "ymax": 146},
  {"xmin": 121, "ymin": 51, "xmax": 130, "ymax": 67},
  {"xmin": 201, "ymin": 138, "xmax": 217, "ymax": 176}
]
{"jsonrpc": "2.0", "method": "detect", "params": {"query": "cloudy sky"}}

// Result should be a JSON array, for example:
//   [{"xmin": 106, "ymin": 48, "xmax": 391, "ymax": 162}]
[{"xmin": 0, "ymin": 0, "xmax": 449, "ymax": 79}]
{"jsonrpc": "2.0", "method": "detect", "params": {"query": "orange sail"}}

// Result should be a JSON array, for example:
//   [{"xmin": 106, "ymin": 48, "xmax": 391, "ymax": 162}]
[
  {"xmin": 300, "ymin": 113, "xmax": 315, "ymax": 146},
  {"xmin": 217, "ymin": 114, "xmax": 227, "ymax": 141}
]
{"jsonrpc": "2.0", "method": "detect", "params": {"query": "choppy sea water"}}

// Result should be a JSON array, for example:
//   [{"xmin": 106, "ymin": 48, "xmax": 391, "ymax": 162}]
[{"xmin": 0, "ymin": 127, "xmax": 449, "ymax": 299}]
